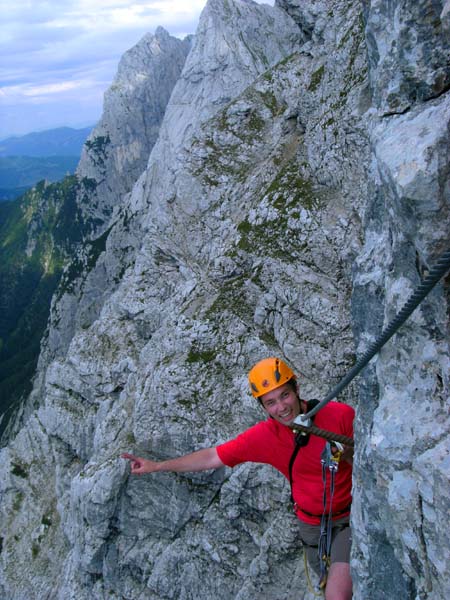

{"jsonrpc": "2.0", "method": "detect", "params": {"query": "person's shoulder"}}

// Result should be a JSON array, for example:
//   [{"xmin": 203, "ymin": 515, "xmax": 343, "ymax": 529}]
[
  {"xmin": 236, "ymin": 417, "xmax": 275, "ymax": 439},
  {"xmin": 232, "ymin": 417, "xmax": 290, "ymax": 445},
  {"xmin": 256, "ymin": 417, "xmax": 294, "ymax": 447}
]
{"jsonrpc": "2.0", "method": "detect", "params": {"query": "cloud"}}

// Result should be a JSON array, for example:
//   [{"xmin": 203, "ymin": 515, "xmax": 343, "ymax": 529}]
[
  {"xmin": 4, "ymin": 80, "xmax": 90, "ymax": 99},
  {"xmin": 0, "ymin": 0, "xmax": 274, "ymax": 138}
]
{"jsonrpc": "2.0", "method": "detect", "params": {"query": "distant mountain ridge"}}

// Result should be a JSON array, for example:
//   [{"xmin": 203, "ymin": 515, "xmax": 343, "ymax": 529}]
[
  {"xmin": 0, "ymin": 126, "xmax": 94, "ymax": 157},
  {"xmin": 0, "ymin": 155, "xmax": 79, "ymax": 187},
  {"xmin": 0, "ymin": 126, "xmax": 94, "ymax": 201}
]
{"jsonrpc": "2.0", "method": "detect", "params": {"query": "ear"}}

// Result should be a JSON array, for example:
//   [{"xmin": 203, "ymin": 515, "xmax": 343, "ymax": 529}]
[{"xmin": 299, "ymin": 399, "xmax": 308, "ymax": 413}]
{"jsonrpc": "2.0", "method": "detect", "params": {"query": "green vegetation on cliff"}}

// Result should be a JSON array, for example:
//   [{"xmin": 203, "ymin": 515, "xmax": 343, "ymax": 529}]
[{"xmin": 0, "ymin": 177, "xmax": 86, "ymax": 437}]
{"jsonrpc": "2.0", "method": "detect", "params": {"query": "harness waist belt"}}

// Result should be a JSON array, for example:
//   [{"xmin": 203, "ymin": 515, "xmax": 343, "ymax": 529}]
[
  {"xmin": 302, "ymin": 522, "xmax": 350, "ymax": 549},
  {"xmin": 295, "ymin": 503, "xmax": 351, "ymax": 518}
]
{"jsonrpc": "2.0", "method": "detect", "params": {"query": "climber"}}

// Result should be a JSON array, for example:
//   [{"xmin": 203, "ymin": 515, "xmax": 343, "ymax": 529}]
[{"xmin": 122, "ymin": 357, "xmax": 354, "ymax": 600}]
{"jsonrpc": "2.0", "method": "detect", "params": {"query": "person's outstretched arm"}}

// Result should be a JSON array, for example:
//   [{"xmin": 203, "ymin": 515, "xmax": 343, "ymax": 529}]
[{"xmin": 121, "ymin": 448, "xmax": 224, "ymax": 475}]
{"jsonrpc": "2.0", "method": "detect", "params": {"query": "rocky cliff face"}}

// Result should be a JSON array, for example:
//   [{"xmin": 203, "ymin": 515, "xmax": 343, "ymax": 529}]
[
  {"xmin": 42, "ymin": 27, "xmax": 192, "ymax": 365},
  {"xmin": 76, "ymin": 27, "xmax": 192, "ymax": 234},
  {"xmin": 350, "ymin": 2, "xmax": 450, "ymax": 598},
  {"xmin": 0, "ymin": 27, "xmax": 192, "ymax": 442},
  {"xmin": 0, "ymin": 1, "xmax": 448, "ymax": 599}
]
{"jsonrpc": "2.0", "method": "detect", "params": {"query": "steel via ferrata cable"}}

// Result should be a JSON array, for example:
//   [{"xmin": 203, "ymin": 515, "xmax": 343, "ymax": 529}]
[{"xmin": 300, "ymin": 247, "xmax": 450, "ymax": 422}]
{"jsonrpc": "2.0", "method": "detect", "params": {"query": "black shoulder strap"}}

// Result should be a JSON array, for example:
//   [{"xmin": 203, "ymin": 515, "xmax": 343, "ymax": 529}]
[
  {"xmin": 288, "ymin": 399, "xmax": 320, "ymax": 504},
  {"xmin": 288, "ymin": 443, "xmax": 302, "ymax": 504}
]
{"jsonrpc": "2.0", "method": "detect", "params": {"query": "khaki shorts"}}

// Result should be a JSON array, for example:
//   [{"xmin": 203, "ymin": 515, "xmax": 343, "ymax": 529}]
[{"xmin": 298, "ymin": 516, "xmax": 351, "ymax": 576}]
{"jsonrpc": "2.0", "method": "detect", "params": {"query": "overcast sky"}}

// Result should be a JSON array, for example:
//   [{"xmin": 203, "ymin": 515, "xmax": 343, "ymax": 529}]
[{"xmin": 0, "ymin": 0, "xmax": 274, "ymax": 140}]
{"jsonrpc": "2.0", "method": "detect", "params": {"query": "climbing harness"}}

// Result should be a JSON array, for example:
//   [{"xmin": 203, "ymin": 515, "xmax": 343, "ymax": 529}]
[
  {"xmin": 318, "ymin": 441, "xmax": 343, "ymax": 589},
  {"xmin": 296, "ymin": 247, "xmax": 450, "ymax": 424},
  {"xmin": 295, "ymin": 440, "xmax": 347, "ymax": 595},
  {"xmin": 288, "ymin": 402, "xmax": 349, "ymax": 594}
]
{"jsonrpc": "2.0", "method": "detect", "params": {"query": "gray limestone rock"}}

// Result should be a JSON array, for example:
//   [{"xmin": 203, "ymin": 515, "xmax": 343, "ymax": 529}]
[
  {"xmin": 77, "ymin": 27, "xmax": 192, "ymax": 233},
  {"xmin": 364, "ymin": 0, "xmax": 450, "ymax": 114},
  {"xmin": 39, "ymin": 29, "xmax": 192, "ymax": 366}
]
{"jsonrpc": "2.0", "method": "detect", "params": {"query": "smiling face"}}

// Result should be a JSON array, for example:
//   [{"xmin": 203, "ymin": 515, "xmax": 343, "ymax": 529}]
[{"xmin": 259, "ymin": 382, "xmax": 302, "ymax": 425}]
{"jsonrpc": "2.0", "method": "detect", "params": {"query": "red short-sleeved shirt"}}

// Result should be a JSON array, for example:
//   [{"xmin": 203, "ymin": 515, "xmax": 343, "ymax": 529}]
[{"xmin": 216, "ymin": 401, "xmax": 354, "ymax": 525}]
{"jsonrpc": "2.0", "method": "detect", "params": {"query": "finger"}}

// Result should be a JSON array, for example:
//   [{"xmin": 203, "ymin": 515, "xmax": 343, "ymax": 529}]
[{"xmin": 121, "ymin": 453, "xmax": 137, "ymax": 461}]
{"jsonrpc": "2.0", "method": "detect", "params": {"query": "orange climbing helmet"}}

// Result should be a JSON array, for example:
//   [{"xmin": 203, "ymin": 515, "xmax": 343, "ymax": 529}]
[{"xmin": 248, "ymin": 357, "xmax": 296, "ymax": 398}]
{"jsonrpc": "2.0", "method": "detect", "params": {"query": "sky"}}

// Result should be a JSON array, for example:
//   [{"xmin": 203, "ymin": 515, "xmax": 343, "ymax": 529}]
[{"xmin": 0, "ymin": 0, "xmax": 274, "ymax": 140}]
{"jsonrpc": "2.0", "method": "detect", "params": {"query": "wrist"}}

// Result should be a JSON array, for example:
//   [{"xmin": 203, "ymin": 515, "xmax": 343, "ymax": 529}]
[{"xmin": 152, "ymin": 460, "xmax": 166, "ymax": 473}]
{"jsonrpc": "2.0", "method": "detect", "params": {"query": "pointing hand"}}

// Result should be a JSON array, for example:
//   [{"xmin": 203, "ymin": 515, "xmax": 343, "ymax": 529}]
[{"xmin": 121, "ymin": 453, "xmax": 159, "ymax": 475}]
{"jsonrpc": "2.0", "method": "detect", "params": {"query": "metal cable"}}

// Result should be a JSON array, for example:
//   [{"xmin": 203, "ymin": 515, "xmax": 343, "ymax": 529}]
[
  {"xmin": 303, "ymin": 247, "xmax": 450, "ymax": 420},
  {"xmin": 292, "ymin": 423, "xmax": 354, "ymax": 447}
]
